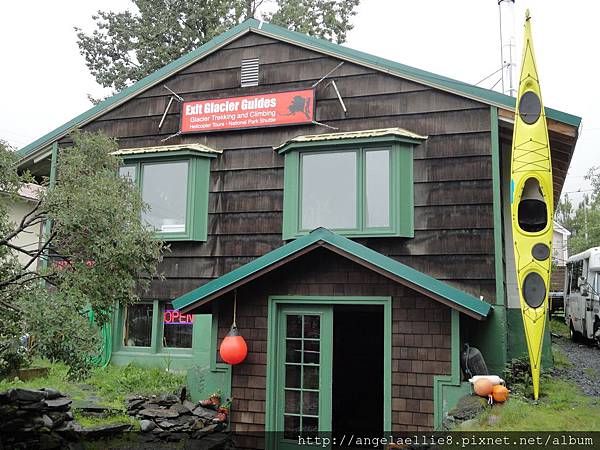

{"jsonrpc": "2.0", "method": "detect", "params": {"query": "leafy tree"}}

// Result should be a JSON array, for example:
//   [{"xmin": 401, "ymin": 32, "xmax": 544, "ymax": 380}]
[
  {"xmin": 75, "ymin": 0, "xmax": 360, "ymax": 93},
  {"xmin": 0, "ymin": 132, "xmax": 163, "ymax": 378},
  {"xmin": 555, "ymin": 167, "xmax": 600, "ymax": 255}
]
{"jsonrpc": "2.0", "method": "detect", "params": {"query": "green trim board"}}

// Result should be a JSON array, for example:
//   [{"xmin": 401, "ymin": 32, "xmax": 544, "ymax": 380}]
[
  {"xmin": 433, "ymin": 310, "xmax": 468, "ymax": 430},
  {"xmin": 173, "ymin": 227, "xmax": 492, "ymax": 320},
  {"xmin": 121, "ymin": 153, "xmax": 211, "ymax": 241},
  {"xmin": 110, "ymin": 300, "xmax": 212, "ymax": 372},
  {"xmin": 281, "ymin": 138, "xmax": 415, "ymax": 239},
  {"xmin": 490, "ymin": 107, "xmax": 506, "ymax": 307},
  {"xmin": 17, "ymin": 18, "xmax": 579, "ymax": 164},
  {"xmin": 265, "ymin": 295, "xmax": 392, "ymax": 447}
]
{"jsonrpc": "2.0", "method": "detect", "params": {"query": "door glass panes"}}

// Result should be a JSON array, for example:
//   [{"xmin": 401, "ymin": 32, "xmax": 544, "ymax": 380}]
[
  {"xmin": 365, "ymin": 150, "xmax": 390, "ymax": 227},
  {"xmin": 283, "ymin": 314, "xmax": 321, "ymax": 438},
  {"xmin": 162, "ymin": 302, "xmax": 193, "ymax": 348},
  {"xmin": 301, "ymin": 152, "xmax": 357, "ymax": 230},
  {"xmin": 124, "ymin": 303, "xmax": 153, "ymax": 347},
  {"xmin": 142, "ymin": 161, "xmax": 188, "ymax": 233}
]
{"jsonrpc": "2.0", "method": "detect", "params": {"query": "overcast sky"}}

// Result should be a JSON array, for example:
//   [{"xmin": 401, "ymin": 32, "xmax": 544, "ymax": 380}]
[{"xmin": 0, "ymin": 0, "xmax": 597, "ymax": 204}]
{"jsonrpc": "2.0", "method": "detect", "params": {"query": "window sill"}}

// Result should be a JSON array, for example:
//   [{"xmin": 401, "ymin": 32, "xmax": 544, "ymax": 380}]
[{"xmin": 113, "ymin": 349, "xmax": 193, "ymax": 358}]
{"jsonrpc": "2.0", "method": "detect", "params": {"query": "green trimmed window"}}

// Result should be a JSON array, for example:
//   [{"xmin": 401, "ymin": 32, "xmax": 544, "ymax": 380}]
[
  {"xmin": 280, "ymin": 134, "xmax": 419, "ymax": 239},
  {"xmin": 119, "ymin": 153, "xmax": 211, "ymax": 241},
  {"xmin": 118, "ymin": 300, "xmax": 195, "ymax": 353}
]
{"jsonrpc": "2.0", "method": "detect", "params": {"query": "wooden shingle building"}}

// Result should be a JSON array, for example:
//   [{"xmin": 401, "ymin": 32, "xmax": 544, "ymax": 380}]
[{"xmin": 17, "ymin": 18, "xmax": 580, "ymax": 447}]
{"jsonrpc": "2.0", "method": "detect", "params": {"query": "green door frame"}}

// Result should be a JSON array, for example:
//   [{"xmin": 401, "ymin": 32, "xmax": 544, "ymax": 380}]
[{"xmin": 265, "ymin": 295, "xmax": 392, "ymax": 447}]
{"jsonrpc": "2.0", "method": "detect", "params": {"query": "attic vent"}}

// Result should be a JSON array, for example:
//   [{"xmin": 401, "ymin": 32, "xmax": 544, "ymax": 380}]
[{"xmin": 241, "ymin": 57, "xmax": 259, "ymax": 87}]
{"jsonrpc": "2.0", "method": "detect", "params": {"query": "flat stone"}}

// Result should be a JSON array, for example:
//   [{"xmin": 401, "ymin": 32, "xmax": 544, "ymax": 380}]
[
  {"xmin": 157, "ymin": 393, "xmax": 179, "ymax": 406},
  {"xmin": 191, "ymin": 418, "xmax": 207, "ymax": 430},
  {"xmin": 448, "ymin": 395, "xmax": 487, "ymax": 421},
  {"xmin": 71, "ymin": 399, "xmax": 115, "ymax": 415},
  {"xmin": 140, "ymin": 419, "xmax": 156, "ymax": 432},
  {"xmin": 78, "ymin": 423, "xmax": 133, "ymax": 439},
  {"xmin": 127, "ymin": 398, "xmax": 146, "ymax": 410},
  {"xmin": 192, "ymin": 406, "xmax": 217, "ymax": 420},
  {"xmin": 20, "ymin": 401, "xmax": 46, "ymax": 410},
  {"xmin": 41, "ymin": 388, "xmax": 62, "ymax": 400},
  {"xmin": 170, "ymin": 402, "xmax": 192, "ymax": 415},
  {"xmin": 157, "ymin": 420, "xmax": 177, "ymax": 429},
  {"xmin": 0, "ymin": 391, "xmax": 9, "ymax": 404},
  {"xmin": 140, "ymin": 408, "xmax": 180, "ymax": 419},
  {"xmin": 8, "ymin": 388, "xmax": 46, "ymax": 402},
  {"xmin": 40, "ymin": 414, "xmax": 53, "ymax": 428},
  {"xmin": 44, "ymin": 397, "xmax": 72, "ymax": 410},
  {"xmin": 183, "ymin": 399, "xmax": 196, "ymax": 411}
]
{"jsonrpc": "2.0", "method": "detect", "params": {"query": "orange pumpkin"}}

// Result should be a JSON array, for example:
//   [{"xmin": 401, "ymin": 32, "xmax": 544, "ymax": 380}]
[
  {"xmin": 473, "ymin": 378, "xmax": 494, "ymax": 397},
  {"xmin": 492, "ymin": 384, "xmax": 510, "ymax": 403}
]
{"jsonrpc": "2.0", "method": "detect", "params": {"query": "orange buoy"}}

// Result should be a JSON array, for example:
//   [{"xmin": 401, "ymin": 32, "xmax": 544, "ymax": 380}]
[
  {"xmin": 492, "ymin": 384, "xmax": 510, "ymax": 403},
  {"xmin": 219, "ymin": 325, "xmax": 248, "ymax": 365},
  {"xmin": 473, "ymin": 378, "xmax": 494, "ymax": 398}
]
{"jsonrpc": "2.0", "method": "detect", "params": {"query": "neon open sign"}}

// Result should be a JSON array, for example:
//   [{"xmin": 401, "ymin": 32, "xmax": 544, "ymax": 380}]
[{"xmin": 163, "ymin": 310, "xmax": 194, "ymax": 325}]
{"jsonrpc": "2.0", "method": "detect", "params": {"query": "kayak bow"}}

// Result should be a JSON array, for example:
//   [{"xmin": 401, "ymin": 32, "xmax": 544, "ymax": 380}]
[{"xmin": 510, "ymin": 9, "xmax": 553, "ymax": 400}]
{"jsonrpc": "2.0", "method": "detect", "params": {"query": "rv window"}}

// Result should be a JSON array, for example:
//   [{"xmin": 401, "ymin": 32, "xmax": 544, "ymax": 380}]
[{"xmin": 570, "ymin": 261, "xmax": 583, "ymax": 291}]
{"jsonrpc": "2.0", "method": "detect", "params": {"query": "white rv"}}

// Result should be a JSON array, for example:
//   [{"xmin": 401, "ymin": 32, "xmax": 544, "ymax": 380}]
[{"xmin": 565, "ymin": 247, "xmax": 600, "ymax": 343}]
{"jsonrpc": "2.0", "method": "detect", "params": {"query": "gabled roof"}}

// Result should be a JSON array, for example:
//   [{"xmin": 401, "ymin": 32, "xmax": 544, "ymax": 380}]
[
  {"xmin": 17, "ymin": 18, "xmax": 580, "ymax": 164},
  {"xmin": 172, "ymin": 228, "xmax": 492, "ymax": 320}
]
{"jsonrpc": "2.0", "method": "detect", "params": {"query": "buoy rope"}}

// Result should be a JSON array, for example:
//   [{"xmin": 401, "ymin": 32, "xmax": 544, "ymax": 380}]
[{"xmin": 233, "ymin": 290, "xmax": 237, "ymax": 328}]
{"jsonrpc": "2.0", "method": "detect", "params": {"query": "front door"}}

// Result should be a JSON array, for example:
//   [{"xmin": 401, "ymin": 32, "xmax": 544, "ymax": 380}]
[{"xmin": 274, "ymin": 305, "xmax": 333, "ymax": 449}]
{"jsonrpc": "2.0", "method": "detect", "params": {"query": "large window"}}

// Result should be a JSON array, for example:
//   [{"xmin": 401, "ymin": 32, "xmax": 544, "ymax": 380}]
[
  {"xmin": 124, "ymin": 303, "xmax": 154, "ymax": 347},
  {"xmin": 162, "ymin": 302, "xmax": 193, "ymax": 349},
  {"xmin": 281, "ymin": 136, "xmax": 417, "ymax": 239},
  {"xmin": 120, "ymin": 300, "xmax": 195, "ymax": 352},
  {"xmin": 119, "ymin": 154, "xmax": 211, "ymax": 241}
]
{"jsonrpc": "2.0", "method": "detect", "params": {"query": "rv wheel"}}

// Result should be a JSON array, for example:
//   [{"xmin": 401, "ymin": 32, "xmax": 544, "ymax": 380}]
[{"xmin": 570, "ymin": 321, "xmax": 582, "ymax": 343}]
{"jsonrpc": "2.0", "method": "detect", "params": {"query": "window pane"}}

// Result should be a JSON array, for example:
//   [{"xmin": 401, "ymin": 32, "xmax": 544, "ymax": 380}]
[
  {"xmin": 365, "ymin": 150, "xmax": 390, "ymax": 228},
  {"xmin": 142, "ymin": 162, "xmax": 188, "ymax": 233},
  {"xmin": 124, "ymin": 303, "xmax": 153, "ymax": 347},
  {"xmin": 162, "ymin": 303, "xmax": 193, "ymax": 348},
  {"xmin": 119, "ymin": 165, "xmax": 136, "ymax": 182},
  {"xmin": 301, "ymin": 152, "xmax": 356, "ymax": 230}
]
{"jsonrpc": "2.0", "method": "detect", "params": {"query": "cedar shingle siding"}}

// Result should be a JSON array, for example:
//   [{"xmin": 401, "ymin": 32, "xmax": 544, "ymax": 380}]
[
  {"xmin": 59, "ymin": 32, "xmax": 495, "ymax": 304},
  {"xmin": 215, "ymin": 249, "xmax": 451, "ymax": 447}
]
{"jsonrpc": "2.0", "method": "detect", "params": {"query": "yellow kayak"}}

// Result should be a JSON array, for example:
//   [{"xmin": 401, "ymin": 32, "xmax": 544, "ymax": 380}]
[{"xmin": 510, "ymin": 10, "xmax": 553, "ymax": 400}]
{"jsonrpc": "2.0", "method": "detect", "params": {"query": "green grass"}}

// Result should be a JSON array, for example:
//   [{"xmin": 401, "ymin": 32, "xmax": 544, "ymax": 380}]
[
  {"xmin": 552, "ymin": 346, "xmax": 573, "ymax": 369},
  {"xmin": 74, "ymin": 411, "xmax": 140, "ymax": 430},
  {"xmin": 550, "ymin": 318, "xmax": 570, "ymax": 338},
  {"xmin": 458, "ymin": 378, "xmax": 600, "ymax": 431},
  {"xmin": 0, "ymin": 360, "xmax": 186, "ymax": 426}
]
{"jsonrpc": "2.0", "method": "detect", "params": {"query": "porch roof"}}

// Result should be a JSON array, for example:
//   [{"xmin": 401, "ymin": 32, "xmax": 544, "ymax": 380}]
[{"xmin": 172, "ymin": 228, "xmax": 492, "ymax": 320}]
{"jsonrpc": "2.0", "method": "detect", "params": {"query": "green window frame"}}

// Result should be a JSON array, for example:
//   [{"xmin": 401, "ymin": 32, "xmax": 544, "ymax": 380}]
[
  {"xmin": 281, "ymin": 136, "xmax": 416, "ymax": 240},
  {"xmin": 120, "ymin": 151, "xmax": 213, "ymax": 241},
  {"xmin": 114, "ymin": 300, "xmax": 198, "ymax": 356}
]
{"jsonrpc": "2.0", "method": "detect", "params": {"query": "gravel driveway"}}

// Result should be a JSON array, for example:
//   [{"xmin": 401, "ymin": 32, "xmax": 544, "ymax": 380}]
[{"xmin": 552, "ymin": 335, "xmax": 600, "ymax": 397}]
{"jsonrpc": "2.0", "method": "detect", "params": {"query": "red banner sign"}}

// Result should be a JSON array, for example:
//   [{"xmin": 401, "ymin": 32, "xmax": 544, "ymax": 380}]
[{"xmin": 180, "ymin": 89, "xmax": 315, "ymax": 133}]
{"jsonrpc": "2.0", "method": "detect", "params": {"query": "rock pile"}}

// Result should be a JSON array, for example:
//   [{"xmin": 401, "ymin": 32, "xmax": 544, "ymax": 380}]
[
  {"xmin": 0, "ymin": 387, "xmax": 78, "ymax": 449},
  {"xmin": 126, "ymin": 391, "xmax": 227, "ymax": 443}
]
